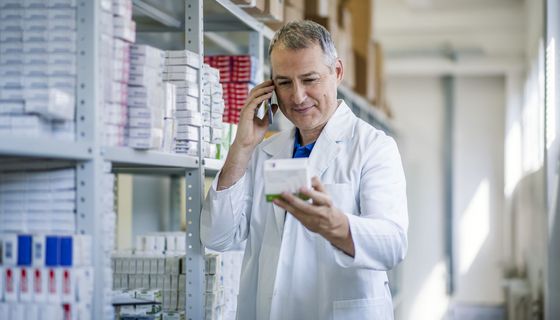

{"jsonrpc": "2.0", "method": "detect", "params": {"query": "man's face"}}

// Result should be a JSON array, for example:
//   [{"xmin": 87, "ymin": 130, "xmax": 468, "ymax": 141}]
[{"xmin": 270, "ymin": 43, "xmax": 343, "ymax": 133}]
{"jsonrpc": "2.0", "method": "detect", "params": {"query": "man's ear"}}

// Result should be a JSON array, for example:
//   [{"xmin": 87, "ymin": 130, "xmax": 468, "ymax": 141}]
[{"xmin": 335, "ymin": 58, "xmax": 344, "ymax": 85}]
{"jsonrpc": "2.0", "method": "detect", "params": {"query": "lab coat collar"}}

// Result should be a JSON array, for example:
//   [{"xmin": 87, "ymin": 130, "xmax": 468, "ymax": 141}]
[
  {"xmin": 261, "ymin": 100, "xmax": 356, "ymax": 235},
  {"xmin": 306, "ymin": 100, "xmax": 355, "ymax": 178},
  {"xmin": 261, "ymin": 100, "xmax": 355, "ymax": 157}
]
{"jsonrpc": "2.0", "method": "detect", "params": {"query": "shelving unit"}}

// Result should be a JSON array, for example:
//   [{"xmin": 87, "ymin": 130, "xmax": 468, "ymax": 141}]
[
  {"xmin": 104, "ymin": 147, "xmax": 199, "ymax": 170},
  {"xmin": 203, "ymin": 158, "xmax": 225, "ymax": 176},
  {"xmin": 0, "ymin": 135, "xmax": 93, "ymax": 160},
  {"xmin": 0, "ymin": 1, "xmax": 395, "ymax": 319}
]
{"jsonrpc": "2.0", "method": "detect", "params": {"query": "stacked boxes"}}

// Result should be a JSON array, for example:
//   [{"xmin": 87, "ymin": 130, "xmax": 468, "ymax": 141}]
[
  {"xmin": 204, "ymin": 253, "xmax": 224, "ymax": 319},
  {"xmin": 0, "ymin": 167, "xmax": 76, "ymax": 234},
  {"xmin": 204, "ymin": 250, "xmax": 244, "ymax": 320},
  {"xmin": 101, "ymin": 0, "xmax": 135, "ymax": 147},
  {"xmin": 127, "ymin": 44, "xmax": 166, "ymax": 149},
  {"xmin": 204, "ymin": 55, "xmax": 259, "ymax": 124},
  {"xmin": 0, "ymin": 0, "xmax": 77, "ymax": 140},
  {"xmin": 164, "ymin": 50, "xmax": 202, "ymax": 156},
  {"xmin": 201, "ymin": 64, "xmax": 225, "ymax": 159},
  {"xmin": 0, "ymin": 161, "xmax": 115, "ymax": 320},
  {"xmin": 100, "ymin": 0, "xmax": 136, "ymax": 146},
  {"xmin": 112, "ymin": 232, "xmax": 187, "ymax": 317},
  {"xmin": 116, "ymin": 288, "xmax": 163, "ymax": 319},
  {"xmin": 0, "ymin": 232, "xmax": 94, "ymax": 319},
  {"xmin": 161, "ymin": 82, "xmax": 177, "ymax": 153}
]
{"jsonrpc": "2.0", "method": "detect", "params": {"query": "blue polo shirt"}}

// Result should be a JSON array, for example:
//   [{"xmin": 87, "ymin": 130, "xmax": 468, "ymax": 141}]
[{"xmin": 292, "ymin": 129, "xmax": 316, "ymax": 158}]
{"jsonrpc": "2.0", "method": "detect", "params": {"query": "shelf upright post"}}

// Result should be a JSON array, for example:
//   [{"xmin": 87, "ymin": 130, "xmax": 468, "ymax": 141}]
[
  {"xmin": 76, "ymin": 0, "xmax": 112, "ymax": 318},
  {"xmin": 249, "ymin": 31, "xmax": 264, "ymax": 82},
  {"xmin": 185, "ymin": 1, "xmax": 205, "ymax": 319}
]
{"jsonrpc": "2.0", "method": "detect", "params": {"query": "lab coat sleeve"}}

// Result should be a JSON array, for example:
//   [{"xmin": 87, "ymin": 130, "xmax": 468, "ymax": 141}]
[
  {"xmin": 332, "ymin": 135, "xmax": 409, "ymax": 270},
  {"xmin": 200, "ymin": 160, "xmax": 254, "ymax": 251}
]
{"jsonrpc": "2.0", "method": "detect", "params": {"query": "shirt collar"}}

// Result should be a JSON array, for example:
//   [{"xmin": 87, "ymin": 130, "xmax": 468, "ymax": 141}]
[{"xmin": 293, "ymin": 128, "xmax": 316, "ymax": 158}]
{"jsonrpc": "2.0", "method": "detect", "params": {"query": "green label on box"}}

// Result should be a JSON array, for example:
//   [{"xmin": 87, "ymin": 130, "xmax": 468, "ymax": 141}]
[
  {"xmin": 266, "ymin": 193, "xmax": 310, "ymax": 202},
  {"xmin": 266, "ymin": 194, "xmax": 281, "ymax": 202}
]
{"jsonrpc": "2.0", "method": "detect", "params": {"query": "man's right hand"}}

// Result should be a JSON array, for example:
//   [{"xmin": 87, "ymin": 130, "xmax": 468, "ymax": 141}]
[
  {"xmin": 217, "ymin": 80, "xmax": 279, "ymax": 190},
  {"xmin": 233, "ymin": 80, "xmax": 278, "ymax": 150}
]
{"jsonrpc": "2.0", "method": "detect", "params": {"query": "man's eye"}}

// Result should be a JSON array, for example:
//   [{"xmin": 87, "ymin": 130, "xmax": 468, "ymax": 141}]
[
  {"xmin": 304, "ymin": 78, "xmax": 318, "ymax": 83},
  {"xmin": 278, "ymin": 81, "xmax": 290, "ymax": 86}
]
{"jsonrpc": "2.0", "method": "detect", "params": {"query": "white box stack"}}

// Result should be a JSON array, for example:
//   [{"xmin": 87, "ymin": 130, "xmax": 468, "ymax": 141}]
[
  {"xmin": 0, "ymin": 0, "xmax": 77, "ymax": 140},
  {"xmin": 0, "ymin": 233, "xmax": 94, "ymax": 320},
  {"xmin": 127, "ymin": 44, "xmax": 166, "ymax": 150},
  {"xmin": 204, "ymin": 250, "xmax": 243, "ymax": 320},
  {"xmin": 201, "ymin": 64, "xmax": 225, "ymax": 160},
  {"xmin": 112, "ymin": 232, "xmax": 187, "ymax": 318},
  {"xmin": 0, "ymin": 166, "xmax": 76, "ymax": 234},
  {"xmin": 161, "ymin": 82, "xmax": 177, "ymax": 153},
  {"xmin": 100, "ymin": 0, "xmax": 135, "ymax": 147},
  {"xmin": 164, "ymin": 50, "xmax": 202, "ymax": 156},
  {"xmin": 0, "ymin": 161, "xmax": 95, "ymax": 319}
]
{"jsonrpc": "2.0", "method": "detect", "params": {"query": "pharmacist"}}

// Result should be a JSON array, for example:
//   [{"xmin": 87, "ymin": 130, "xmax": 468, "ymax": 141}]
[{"xmin": 201, "ymin": 20, "xmax": 408, "ymax": 320}]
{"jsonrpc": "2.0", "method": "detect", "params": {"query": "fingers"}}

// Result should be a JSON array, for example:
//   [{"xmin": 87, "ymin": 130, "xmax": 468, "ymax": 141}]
[
  {"xmin": 241, "ymin": 90, "xmax": 273, "ymax": 116},
  {"xmin": 249, "ymin": 79, "xmax": 274, "ymax": 95},
  {"xmin": 275, "ymin": 191, "xmax": 320, "ymax": 216},
  {"xmin": 244, "ymin": 80, "xmax": 275, "ymax": 111},
  {"xmin": 299, "ymin": 185, "xmax": 332, "ymax": 207},
  {"xmin": 311, "ymin": 176, "xmax": 326, "ymax": 193}
]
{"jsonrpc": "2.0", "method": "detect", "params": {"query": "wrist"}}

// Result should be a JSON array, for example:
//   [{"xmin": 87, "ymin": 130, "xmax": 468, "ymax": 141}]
[
  {"xmin": 324, "ymin": 209, "xmax": 349, "ymax": 241},
  {"xmin": 231, "ymin": 139, "xmax": 257, "ymax": 152},
  {"xmin": 326, "ymin": 211, "xmax": 355, "ymax": 257}
]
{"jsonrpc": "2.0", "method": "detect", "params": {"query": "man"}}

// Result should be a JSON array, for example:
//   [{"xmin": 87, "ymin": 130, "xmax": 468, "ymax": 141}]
[{"xmin": 201, "ymin": 20, "xmax": 408, "ymax": 320}]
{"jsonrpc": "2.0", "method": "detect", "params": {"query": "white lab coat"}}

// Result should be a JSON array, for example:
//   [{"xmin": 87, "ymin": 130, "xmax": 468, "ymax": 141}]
[{"xmin": 201, "ymin": 100, "xmax": 408, "ymax": 320}]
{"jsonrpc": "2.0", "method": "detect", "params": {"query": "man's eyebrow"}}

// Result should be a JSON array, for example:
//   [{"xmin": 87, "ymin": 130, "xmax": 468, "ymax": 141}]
[
  {"xmin": 273, "ymin": 72, "xmax": 320, "ymax": 81},
  {"xmin": 273, "ymin": 75, "xmax": 290, "ymax": 81},
  {"xmin": 300, "ymin": 72, "xmax": 320, "ymax": 77}
]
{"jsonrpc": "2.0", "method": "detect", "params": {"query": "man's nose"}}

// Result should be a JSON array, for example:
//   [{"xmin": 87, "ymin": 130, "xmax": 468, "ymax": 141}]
[{"xmin": 291, "ymin": 82, "xmax": 307, "ymax": 105}]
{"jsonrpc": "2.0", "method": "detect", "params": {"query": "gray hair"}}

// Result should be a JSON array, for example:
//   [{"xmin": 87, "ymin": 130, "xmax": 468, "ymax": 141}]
[{"xmin": 268, "ymin": 20, "xmax": 338, "ymax": 69}]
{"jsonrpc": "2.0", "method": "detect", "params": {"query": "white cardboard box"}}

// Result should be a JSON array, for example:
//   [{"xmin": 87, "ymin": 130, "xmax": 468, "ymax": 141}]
[
  {"xmin": 46, "ymin": 268, "xmax": 61, "ymax": 303},
  {"xmin": 4, "ymin": 267, "xmax": 18, "ymax": 302},
  {"xmin": 32, "ymin": 267, "xmax": 48, "ymax": 302}
]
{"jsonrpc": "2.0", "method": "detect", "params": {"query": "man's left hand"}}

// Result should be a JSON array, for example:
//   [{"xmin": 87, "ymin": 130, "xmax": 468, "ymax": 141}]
[{"xmin": 273, "ymin": 176, "xmax": 355, "ymax": 257}]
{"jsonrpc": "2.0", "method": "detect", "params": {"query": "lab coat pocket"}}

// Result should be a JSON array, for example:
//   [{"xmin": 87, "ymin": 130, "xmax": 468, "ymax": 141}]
[
  {"xmin": 323, "ymin": 183, "xmax": 356, "ymax": 215},
  {"xmin": 333, "ymin": 297, "xmax": 393, "ymax": 320}
]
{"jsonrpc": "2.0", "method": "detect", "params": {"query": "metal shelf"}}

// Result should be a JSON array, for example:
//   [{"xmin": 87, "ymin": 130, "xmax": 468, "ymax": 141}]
[
  {"xmin": 0, "ymin": 135, "xmax": 92, "ymax": 161},
  {"xmin": 203, "ymin": 158, "xmax": 224, "ymax": 176},
  {"xmin": 103, "ymin": 147, "xmax": 199, "ymax": 173},
  {"xmin": 132, "ymin": 0, "xmax": 275, "ymax": 40},
  {"xmin": 337, "ymin": 85, "xmax": 396, "ymax": 136},
  {"xmin": 206, "ymin": 0, "xmax": 275, "ymax": 39}
]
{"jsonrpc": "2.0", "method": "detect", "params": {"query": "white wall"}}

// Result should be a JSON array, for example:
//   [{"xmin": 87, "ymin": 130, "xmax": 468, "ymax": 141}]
[
  {"xmin": 387, "ymin": 76, "xmax": 448, "ymax": 320},
  {"xmin": 452, "ymin": 76, "xmax": 505, "ymax": 305},
  {"xmin": 387, "ymin": 74, "xmax": 508, "ymax": 319},
  {"xmin": 131, "ymin": 176, "xmax": 171, "ymax": 240}
]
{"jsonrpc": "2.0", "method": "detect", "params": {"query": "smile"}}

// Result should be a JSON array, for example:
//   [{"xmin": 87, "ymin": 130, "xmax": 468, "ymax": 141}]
[{"xmin": 293, "ymin": 106, "xmax": 314, "ymax": 114}]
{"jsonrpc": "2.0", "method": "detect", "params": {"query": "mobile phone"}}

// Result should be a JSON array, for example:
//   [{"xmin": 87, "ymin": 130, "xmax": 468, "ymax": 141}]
[{"xmin": 256, "ymin": 90, "xmax": 277, "ymax": 124}]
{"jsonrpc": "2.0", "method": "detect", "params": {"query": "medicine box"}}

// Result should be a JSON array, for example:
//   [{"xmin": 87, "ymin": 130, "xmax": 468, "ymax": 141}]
[{"xmin": 263, "ymin": 158, "xmax": 311, "ymax": 202}]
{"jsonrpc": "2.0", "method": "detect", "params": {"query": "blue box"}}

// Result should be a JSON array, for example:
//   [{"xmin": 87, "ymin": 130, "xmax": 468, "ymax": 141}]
[
  {"xmin": 45, "ymin": 236, "xmax": 60, "ymax": 267},
  {"xmin": 59, "ymin": 236, "xmax": 72, "ymax": 267},
  {"xmin": 17, "ymin": 234, "xmax": 32, "ymax": 266}
]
